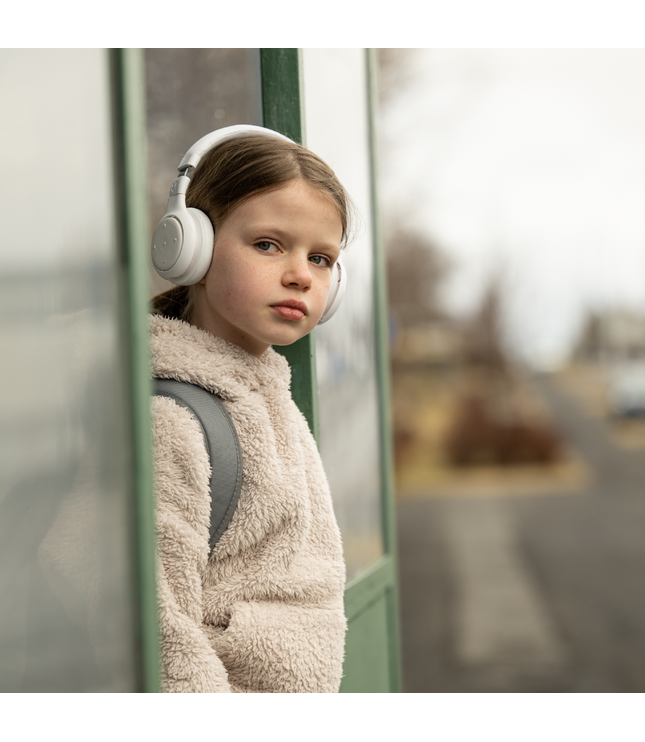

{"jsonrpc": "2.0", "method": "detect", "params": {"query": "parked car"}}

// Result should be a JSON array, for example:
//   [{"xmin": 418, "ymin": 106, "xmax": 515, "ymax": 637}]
[{"xmin": 607, "ymin": 361, "xmax": 645, "ymax": 417}]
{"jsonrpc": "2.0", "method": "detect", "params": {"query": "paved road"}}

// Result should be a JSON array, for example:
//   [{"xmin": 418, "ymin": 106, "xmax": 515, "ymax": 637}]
[{"xmin": 396, "ymin": 373, "xmax": 645, "ymax": 692}]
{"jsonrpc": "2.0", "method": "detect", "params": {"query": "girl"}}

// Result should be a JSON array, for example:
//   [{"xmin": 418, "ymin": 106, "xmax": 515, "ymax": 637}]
[{"xmin": 150, "ymin": 125, "xmax": 350, "ymax": 693}]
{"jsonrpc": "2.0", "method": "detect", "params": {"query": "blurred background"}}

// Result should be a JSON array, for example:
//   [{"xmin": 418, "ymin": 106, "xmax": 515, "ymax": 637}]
[{"xmin": 378, "ymin": 49, "xmax": 645, "ymax": 691}]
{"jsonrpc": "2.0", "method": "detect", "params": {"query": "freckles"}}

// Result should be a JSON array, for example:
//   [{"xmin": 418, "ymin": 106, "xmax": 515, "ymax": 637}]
[{"xmin": 220, "ymin": 286, "xmax": 235, "ymax": 312}]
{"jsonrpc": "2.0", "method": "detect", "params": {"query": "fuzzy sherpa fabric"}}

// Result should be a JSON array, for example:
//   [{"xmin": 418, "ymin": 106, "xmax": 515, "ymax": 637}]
[{"xmin": 150, "ymin": 314, "xmax": 347, "ymax": 693}]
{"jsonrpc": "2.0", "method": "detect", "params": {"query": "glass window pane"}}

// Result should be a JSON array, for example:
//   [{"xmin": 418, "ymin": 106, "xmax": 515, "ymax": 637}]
[
  {"xmin": 302, "ymin": 49, "xmax": 385, "ymax": 580},
  {"xmin": 145, "ymin": 48, "xmax": 262, "ymax": 296},
  {"xmin": 0, "ymin": 49, "xmax": 138, "ymax": 691}
]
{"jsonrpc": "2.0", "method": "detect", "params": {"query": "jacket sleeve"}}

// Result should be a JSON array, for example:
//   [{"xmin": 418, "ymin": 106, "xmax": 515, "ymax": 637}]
[{"xmin": 152, "ymin": 395, "xmax": 232, "ymax": 693}]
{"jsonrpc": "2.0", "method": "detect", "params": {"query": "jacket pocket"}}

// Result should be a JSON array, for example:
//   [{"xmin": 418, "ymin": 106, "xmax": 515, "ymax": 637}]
[{"xmin": 210, "ymin": 600, "xmax": 346, "ymax": 693}]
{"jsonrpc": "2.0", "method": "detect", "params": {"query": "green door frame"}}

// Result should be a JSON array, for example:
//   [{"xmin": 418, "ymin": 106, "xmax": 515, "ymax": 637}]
[{"xmin": 260, "ymin": 48, "xmax": 402, "ymax": 692}]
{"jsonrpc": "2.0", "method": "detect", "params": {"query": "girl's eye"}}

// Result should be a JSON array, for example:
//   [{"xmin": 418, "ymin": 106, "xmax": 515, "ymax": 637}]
[
  {"xmin": 256, "ymin": 241, "xmax": 279, "ymax": 253},
  {"xmin": 309, "ymin": 254, "xmax": 332, "ymax": 267}
]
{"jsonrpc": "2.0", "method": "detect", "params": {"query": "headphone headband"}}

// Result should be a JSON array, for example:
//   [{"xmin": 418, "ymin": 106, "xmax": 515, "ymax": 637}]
[{"xmin": 178, "ymin": 125, "xmax": 293, "ymax": 172}]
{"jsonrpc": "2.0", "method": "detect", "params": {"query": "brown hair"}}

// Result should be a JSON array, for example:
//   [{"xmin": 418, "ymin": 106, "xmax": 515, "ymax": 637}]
[{"xmin": 152, "ymin": 134, "xmax": 352, "ymax": 321}]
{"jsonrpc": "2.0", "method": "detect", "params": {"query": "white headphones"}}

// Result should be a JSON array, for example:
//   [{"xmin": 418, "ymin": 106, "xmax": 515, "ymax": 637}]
[{"xmin": 151, "ymin": 124, "xmax": 347, "ymax": 325}]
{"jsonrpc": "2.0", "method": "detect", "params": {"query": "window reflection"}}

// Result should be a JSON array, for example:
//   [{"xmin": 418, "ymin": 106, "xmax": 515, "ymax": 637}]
[
  {"xmin": 0, "ymin": 49, "xmax": 138, "ymax": 691},
  {"xmin": 145, "ymin": 48, "xmax": 262, "ymax": 297}
]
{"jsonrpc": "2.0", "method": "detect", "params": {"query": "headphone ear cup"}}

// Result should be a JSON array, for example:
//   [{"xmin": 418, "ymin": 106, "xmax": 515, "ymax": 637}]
[
  {"xmin": 318, "ymin": 258, "xmax": 347, "ymax": 325},
  {"xmin": 152, "ymin": 207, "xmax": 214, "ymax": 286},
  {"xmin": 182, "ymin": 208, "xmax": 215, "ymax": 285}
]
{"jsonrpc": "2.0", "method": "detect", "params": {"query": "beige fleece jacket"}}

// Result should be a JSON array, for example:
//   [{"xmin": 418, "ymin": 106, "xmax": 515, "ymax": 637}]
[{"xmin": 150, "ymin": 315, "xmax": 346, "ymax": 693}]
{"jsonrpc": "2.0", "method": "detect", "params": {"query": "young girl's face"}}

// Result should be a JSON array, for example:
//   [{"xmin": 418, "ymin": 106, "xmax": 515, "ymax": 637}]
[{"xmin": 191, "ymin": 179, "xmax": 343, "ymax": 358}]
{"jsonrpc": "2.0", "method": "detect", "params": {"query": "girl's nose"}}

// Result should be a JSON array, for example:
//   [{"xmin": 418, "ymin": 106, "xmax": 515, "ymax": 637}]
[{"xmin": 282, "ymin": 256, "xmax": 312, "ymax": 291}]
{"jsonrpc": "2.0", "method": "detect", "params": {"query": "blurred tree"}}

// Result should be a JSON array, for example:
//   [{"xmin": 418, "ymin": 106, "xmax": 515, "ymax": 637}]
[
  {"xmin": 572, "ymin": 310, "xmax": 603, "ymax": 363},
  {"xmin": 444, "ymin": 274, "xmax": 564, "ymax": 465},
  {"xmin": 462, "ymin": 278, "xmax": 508, "ymax": 373},
  {"xmin": 386, "ymin": 229, "xmax": 451, "ymax": 328}
]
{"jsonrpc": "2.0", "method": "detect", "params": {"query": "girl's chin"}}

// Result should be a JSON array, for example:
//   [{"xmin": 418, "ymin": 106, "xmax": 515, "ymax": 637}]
[{"xmin": 267, "ymin": 329, "xmax": 314, "ymax": 347}]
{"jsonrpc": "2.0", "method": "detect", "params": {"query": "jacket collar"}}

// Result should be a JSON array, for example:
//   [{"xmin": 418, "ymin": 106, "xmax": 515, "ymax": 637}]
[{"xmin": 149, "ymin": 314, "xmax": 291, "ymax": 400}]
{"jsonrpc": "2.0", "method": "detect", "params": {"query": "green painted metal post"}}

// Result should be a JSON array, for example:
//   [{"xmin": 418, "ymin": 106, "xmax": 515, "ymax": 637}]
[
  {"xmin": 111, "ymin": 48, "xmax": 161, "ymax": 693},
  {"xmin": 260, "ymin": 49, "xmax": 319, "ymax": 440},
  {"xmin": 260, "ymin": 49, "xmax": 305, "ymax": 144}
]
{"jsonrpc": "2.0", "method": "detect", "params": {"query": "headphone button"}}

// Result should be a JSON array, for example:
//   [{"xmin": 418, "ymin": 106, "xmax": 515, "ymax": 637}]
[{"xmin": 151, "ymin": 217, "xmax": 184, "ymax": 272}]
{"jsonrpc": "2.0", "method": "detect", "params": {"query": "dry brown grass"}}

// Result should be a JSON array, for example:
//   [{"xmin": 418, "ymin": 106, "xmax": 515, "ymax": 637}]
[{"xmin": 392, "ymin": 363, "xmax": 590, "ymax": 499}]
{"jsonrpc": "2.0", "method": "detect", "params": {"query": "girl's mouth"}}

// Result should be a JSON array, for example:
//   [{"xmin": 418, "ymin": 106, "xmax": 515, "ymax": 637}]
[{"xmin": 271, "ymin": 301, "xmax": 307, "ymax": 321}]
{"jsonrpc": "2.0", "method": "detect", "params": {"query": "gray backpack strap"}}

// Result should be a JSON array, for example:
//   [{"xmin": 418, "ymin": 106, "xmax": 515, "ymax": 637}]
[{"xmin": 153, "ymin": 378, "xmax": 243, "ymax": 551}]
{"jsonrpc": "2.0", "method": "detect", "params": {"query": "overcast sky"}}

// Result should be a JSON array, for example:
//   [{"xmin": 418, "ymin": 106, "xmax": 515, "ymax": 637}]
[{"xmin": 378, "ymin": 49, "xmax": 645, "ymax": 368}]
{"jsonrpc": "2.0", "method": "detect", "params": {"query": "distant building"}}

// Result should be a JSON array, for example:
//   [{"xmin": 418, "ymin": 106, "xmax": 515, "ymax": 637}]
[
  {"xmin": 600, "ymin": 309, "xmax": 645, "ymax": 363},
  {"xmin": 574, "ymin": 309, "xmax": 645, "ymax": 364}
]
